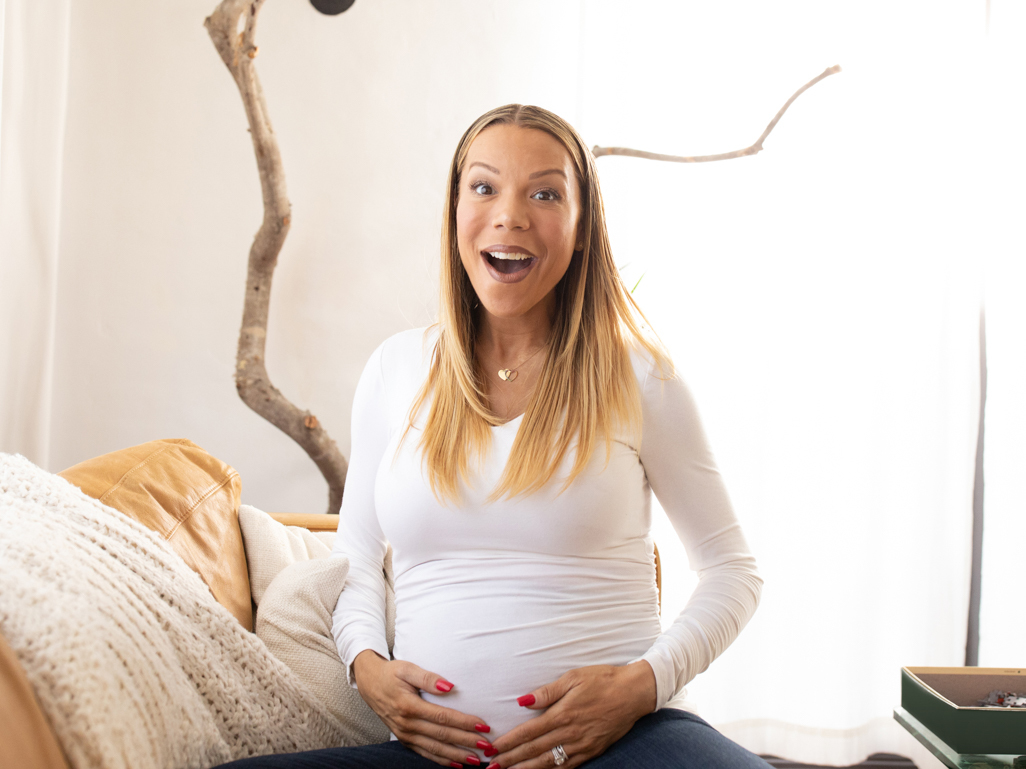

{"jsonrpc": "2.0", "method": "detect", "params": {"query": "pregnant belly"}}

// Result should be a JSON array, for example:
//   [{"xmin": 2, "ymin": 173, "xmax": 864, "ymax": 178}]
[{"xmin": 391, "ymin": 558, "xmax": 661, "ymax": 754}]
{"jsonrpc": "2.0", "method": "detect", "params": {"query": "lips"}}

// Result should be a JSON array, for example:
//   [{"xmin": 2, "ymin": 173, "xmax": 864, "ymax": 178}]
[{"xmin": 480, "ymin": 249, "xmax": 537, "ymax": 283}]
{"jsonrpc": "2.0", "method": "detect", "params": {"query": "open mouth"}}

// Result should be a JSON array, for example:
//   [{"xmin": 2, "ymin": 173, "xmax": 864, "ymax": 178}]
[{"xmin": 484, "ymin": 251, "xmax": 535, "ymax": 275}]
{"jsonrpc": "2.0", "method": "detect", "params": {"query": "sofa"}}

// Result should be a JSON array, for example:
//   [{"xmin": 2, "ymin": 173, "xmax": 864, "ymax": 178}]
[{"xmin": 0, "ymin": 438, "xmax": 393, "ymax": 769}]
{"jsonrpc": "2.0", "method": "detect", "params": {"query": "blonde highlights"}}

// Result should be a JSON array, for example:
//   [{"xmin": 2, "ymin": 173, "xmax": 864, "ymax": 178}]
[{"xmin": 406, "ymin": 104, "xmax": 670, "ymax": 502}]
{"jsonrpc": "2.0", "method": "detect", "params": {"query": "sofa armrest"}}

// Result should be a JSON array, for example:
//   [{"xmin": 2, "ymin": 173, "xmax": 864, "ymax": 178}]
[
  {"xmin": 268, "ymin": 513, "xmax": 339, "ymax": 533},
  {"xmin": 1, "ymin": 629, "xmax": 72, "ymax": 769}
]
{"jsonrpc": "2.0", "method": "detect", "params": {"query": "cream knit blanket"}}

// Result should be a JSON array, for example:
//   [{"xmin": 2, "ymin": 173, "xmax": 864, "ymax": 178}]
[{"xmin": 0, "ymin": 453, "xmax": 349, "ymax": 769}]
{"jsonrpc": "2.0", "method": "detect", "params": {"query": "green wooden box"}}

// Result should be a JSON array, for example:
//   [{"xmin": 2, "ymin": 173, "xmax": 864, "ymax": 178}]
[{"xmin": 901, "ymin": 667, "xmax": 1026, "ymax": 755}]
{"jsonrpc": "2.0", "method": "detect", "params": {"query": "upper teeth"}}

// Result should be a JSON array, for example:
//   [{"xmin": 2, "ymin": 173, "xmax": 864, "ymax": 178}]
[{"xmin": 488, "ymin": 252, "xmax": 531, "ymax": 260}]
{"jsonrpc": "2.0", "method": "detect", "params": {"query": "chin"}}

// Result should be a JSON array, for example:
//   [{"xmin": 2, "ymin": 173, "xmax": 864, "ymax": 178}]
[
  {"xmin": 479, "ymin": 296, "xmax": 536, "ymax": 319},
  {"xmin": 482, "ymin": 304, "xmax": 530, "ymax": 319}
]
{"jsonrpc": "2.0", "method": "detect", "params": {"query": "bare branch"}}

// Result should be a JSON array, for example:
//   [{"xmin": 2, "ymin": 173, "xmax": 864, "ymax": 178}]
[
  {"xmin": 206, "ymin": 0, "xmax": 348, "ymax": 514},
  {"xmin": 592, "ymin": 65, "xmax": 841, "ymax": 164}
]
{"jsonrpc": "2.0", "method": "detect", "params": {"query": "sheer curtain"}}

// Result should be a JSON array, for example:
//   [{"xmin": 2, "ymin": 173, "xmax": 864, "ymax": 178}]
[
  {"xmin": 577, "ymin": 2, "xmax": 999, "ymax": 766},
  {"xmin": 0, "ymin": 0, "xmax": 71, "ymax": 467},
  {"xmin": 978, "ymin": 3, "xmax": 1026, "ymax": 669}
]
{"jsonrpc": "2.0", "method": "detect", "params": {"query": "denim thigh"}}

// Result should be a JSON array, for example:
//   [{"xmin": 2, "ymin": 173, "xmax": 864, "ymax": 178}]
[
  {"xmin": 209, "ymin": 740, "xmax": 433, "ymax": 769},
  {"xmin": 209, "ymin": 709, "xmax": 772, "ymax": 769},
  {"xmin": 582, "ymin": 708, "xmax": 773, "ymax": 768}
]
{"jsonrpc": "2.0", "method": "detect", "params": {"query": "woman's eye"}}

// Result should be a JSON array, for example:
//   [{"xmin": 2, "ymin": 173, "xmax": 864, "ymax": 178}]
[
  {"xmin": 532, "ymin": 189, "xmax": 560, "ymax": 201},
  {"xmin": 470, "ymin": 182, "xmax": 494, "ymax": 196}
]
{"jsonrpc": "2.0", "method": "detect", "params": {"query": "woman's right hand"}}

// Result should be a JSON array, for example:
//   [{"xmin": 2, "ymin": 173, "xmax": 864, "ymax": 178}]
[{"xmin": 352, "ymin": 650, "xmax": 494, "ymax": 767}]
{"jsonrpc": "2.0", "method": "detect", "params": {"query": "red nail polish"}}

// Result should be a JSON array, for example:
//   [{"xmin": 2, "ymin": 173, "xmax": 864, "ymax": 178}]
[
  {"xmin": 436, "ymin": 679, "xmax": 454, "ymax": 693},
  {"xmin": 449, "ymin": 763, "xmax": 462, "ymax": 768},
  {"xmin": 474, "ymin": 723, "xmax": 491, "ymax": 733},
  {"xmin": 487, "ymin": 763, "xmax": 500, "ymax": 769},
  {"xmin": 476, "ymin": 740, "xmax": 493, "ymax": 750},
  {"xmin": 517, "ymin": 693, "xmax": 536, "ymax": 707},
  {"xmin": 484, "ymin": 747, "xmax": 498, "ymax": 757},
  {"xmin": 466, "ymin": 756, "xmax": 481, "ymax": 766}
]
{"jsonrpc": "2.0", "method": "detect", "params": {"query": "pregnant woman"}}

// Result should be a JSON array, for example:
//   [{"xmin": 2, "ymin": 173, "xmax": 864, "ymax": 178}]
[{"xmin": 219, "ymin": 104, "xmax": 768, "ymax": 769}]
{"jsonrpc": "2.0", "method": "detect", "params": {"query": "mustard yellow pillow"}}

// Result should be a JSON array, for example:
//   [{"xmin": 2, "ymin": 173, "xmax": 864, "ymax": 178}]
[{"xmin": 59, "ymin": 439, "xmax": 253, "ymax": 631}]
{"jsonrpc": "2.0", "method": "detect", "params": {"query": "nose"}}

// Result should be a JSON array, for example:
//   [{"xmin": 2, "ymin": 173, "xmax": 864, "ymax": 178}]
[{"xmin": 492, "ymin": 192, "xmax": 529, "ymax": 231}]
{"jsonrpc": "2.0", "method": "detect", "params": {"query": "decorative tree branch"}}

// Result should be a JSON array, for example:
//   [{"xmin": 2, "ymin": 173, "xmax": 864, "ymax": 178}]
[
  {"xmin": 592, "ymin": 65, "xmax": 841, "ymax": 163},
  {"xmin": 206, "ymin": 0, "xmax": 348, "ymax": 514}
]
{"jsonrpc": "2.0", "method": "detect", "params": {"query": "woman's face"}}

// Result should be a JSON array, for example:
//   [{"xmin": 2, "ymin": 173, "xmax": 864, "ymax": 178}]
[{"xmin": 456, "ymin": 124, "xmax": 582, "ymax": 322}]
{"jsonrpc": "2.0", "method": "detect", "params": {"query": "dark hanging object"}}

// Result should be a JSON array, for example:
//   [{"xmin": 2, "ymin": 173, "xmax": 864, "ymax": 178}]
[{"xmin": 310, "ymin": 0, "xmax": 355, "ymax": 14}]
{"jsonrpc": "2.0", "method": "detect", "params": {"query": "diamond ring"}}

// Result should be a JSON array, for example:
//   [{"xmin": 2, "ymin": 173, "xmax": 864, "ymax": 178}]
[{"xmin": 551, "ymin": 744, "xmax": 568, "ymax": 765}]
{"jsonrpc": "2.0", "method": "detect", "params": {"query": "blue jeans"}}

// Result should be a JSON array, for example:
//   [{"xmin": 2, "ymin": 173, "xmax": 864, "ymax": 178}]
[{"xmin": 211, "ymin": 709, "xmax": 772, "ymax": 768}]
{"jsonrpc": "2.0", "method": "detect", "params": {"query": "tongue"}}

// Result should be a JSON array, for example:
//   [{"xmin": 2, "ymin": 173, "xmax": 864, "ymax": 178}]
[{"xmin": 487, "ymin": 255, "xmax": 531, "ymax": 275}]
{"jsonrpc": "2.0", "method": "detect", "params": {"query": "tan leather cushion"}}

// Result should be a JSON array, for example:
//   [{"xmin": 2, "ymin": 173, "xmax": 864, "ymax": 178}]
[
  {"xmin": 59, "ymin": 439, "xmax": 253, "ymax": 631},
  {"xmin": 0, "ymin": 630, "xmax": 70, "ymax": 769}
]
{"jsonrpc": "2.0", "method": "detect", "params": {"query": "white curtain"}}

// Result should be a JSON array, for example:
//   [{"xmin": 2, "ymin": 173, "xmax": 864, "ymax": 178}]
[
  {"xmin": 0, "ymin": 0, "xmax": 71, "ymax": 467},
  {"xmin": 980, "ymin": 256, "xmax": 1026, "ymax": 660},
  {"xmin": 978, "ymin": 0, "xmax": 1026, "ymax": 666},
  {"xmin": 577, "ymin": 2, "xmax": 1006, "ymax": 766}
]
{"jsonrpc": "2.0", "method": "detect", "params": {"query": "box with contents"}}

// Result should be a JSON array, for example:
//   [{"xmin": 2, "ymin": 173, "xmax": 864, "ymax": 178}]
[{"xmin": 901, "ymin": 667, "xmax": 1026, "ymax": 755}]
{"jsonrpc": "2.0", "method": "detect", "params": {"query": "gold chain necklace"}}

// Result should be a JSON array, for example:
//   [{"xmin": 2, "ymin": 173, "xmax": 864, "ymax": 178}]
[{"xmin": 496, "ymin": 343, "xmax": 547, "ymax": 383}]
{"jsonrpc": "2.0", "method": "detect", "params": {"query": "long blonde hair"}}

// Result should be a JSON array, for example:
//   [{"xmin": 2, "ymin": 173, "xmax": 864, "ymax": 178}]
[{"xmin": 406, "ymin": 104, "xmax": 670, "ymax": 502}]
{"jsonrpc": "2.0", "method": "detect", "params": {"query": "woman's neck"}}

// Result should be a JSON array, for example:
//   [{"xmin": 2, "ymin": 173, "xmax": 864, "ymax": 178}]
[
  {"xmin": 476, "ymin": 296, "xmax": 554, "ymax": 362},
  {"xmin": 474, "ymin": 298, "xmax": 554, "ymax": 421}
]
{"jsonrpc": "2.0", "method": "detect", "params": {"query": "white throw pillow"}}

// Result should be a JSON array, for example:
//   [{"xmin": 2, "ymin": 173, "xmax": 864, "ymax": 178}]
[
  {"xmin": 257, "ymin": 559, "xmax": 391, "ymax": 745},
  {"xmin": 238, "ymin": 504, "xmax": 333, "ymax": 605},
  {"xmin": 237, "ymin": 503, "xmax": 395, "ymax": 745}
]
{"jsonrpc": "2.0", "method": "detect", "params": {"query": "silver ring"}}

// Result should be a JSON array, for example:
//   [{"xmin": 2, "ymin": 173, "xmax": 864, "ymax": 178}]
[{"xmin": 551, "ymin": 744, "xmax": 568, "ymax": 766}]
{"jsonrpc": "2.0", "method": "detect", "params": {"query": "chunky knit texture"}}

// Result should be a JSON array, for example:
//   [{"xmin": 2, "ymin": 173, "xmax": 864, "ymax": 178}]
[{"xmin": 0, "ymin": 453, "xmax": 349, "ymax": 769}]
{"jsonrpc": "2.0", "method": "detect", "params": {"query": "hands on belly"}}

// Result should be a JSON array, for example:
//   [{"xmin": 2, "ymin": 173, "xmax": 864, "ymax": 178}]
[
  {"xmin": 353, "ymin": 650, "xmax": 497, "ymax": 767},
  {"xmin": 354, "ymin": 651, "xmax": 656, "ymax": 769},
  {"xmin": 486, "ymin": 661, "xmax": 657, "ymax": 769}
]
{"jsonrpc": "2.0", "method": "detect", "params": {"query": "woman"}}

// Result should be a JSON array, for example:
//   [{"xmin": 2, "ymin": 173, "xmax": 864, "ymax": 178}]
[{"xmin": 222, "ymin": 105, "xmax": 767, "ymax": 769}]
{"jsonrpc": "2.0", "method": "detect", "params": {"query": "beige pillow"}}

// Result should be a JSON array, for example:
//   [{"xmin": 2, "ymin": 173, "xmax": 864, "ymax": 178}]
[
  {"xmin": 238, "ymin": 504, "xmax": 332, "ymax": 606},
  {"xmin": 257, "ymin": 559, "xmax": 390, "ymax": 745},
  {"xmin": 239, "ymin": 504, "xmax": 396, "ymax": 745},
  {"xmin": 59, "ymin": 439, "xmax": 252, "ymax": 631}
]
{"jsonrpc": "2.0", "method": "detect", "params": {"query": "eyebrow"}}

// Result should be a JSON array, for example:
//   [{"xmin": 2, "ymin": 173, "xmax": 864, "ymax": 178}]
[
  {"xmin": 466, "ymin": 161, "xmax": 567, "ymax": 182},
  {"xmin": 529, "ymin": 168, "xmax": 567, "ymax": 181}
]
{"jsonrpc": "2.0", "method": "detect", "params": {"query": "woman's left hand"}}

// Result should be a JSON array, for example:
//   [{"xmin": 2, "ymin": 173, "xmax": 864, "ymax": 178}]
[{"xmin": 486, "ymin": 661, "xmax": 657, "ymax": 768}]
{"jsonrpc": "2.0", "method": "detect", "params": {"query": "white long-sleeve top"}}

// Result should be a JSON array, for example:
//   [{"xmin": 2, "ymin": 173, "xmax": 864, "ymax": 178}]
[{"xmin": 331, "ymin": 327, "xmax": 762, "ymax": 745}]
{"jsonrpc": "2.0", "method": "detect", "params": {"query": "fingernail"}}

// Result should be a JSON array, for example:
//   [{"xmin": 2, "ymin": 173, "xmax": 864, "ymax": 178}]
[
  {"xmin": 466, "ymin": 756, "xmax": 481, "ymax": 766},
  {"xmin": 487, "ymin": 763, "xmax": 500, "ymax": 769},
  {"xmin": 436, "ymin": 679, "xmax": 455, "ymax": 693},
  {"xmin": 484, "ymin": 747, "xmax": 498, "ymax": 757},
  {"xmin": 449, "ymin": 763, "xmax": 462, "ymax": 768},
  {"xmin": 474, "ymin": 723, "xmax": 491, "ymax": 733},
  {"xmin": 517, "ymin": 693, "xmax": 536, "ymax": 707},
  {"xmin": 476, "ymin": 740, "xmax": 493, "ymax": 750}
]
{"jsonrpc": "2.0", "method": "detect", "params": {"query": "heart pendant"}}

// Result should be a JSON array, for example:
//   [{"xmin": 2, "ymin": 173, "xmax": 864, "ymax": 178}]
[{"xmin": 498, "ymin": 369, "xmax": 517, "ymax": 382}]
